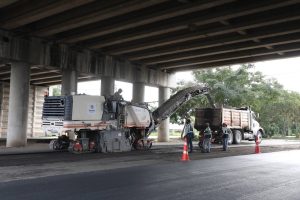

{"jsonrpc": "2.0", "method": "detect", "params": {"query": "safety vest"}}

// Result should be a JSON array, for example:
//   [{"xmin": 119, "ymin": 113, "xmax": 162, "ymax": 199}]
[{"xmin": 204, "ymin": 127, "xmax": 212, "ymax": 136}]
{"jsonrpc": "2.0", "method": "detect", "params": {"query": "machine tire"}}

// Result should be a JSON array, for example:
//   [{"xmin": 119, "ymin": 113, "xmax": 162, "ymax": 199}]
[
  {"xmin": 147, "ymin": 140, "xmax": 153, "ymax": 149},
  {"xmin": 133, "ymin": 139, "xmax": 144, "ymax": 150},
  {"xmin": 49, "ymin": 140, "xmax": 57, "ymax": 150},
  {"xmin": 233, "ymin": 130, "xmax": 242, "ymax": 144},
  {"xmin": 68, "ymin": 141, "xmax": 74, "ymax": 153},
  {"xmin": 228, "ymin": 132, "xmax": 233, "ymax": 145}
]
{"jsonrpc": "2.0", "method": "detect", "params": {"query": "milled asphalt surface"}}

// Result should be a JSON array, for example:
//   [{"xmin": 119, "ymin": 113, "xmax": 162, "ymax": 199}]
[
  {"xmin": 1, "ymin": 138, "xmax": 300, "ymax": 155},
  {"xmin": 0, "ymin": 139, "xmax": 299, "ymax": 183},
  {"xmin": 0, "ymin": 150, "xmax": 300, "ymax": 200}
]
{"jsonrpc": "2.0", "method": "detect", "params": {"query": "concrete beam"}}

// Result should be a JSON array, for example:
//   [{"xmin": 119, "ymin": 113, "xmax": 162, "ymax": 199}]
[
  {"xmin": 31, "ymin": 75, "xmax": 89, "ymax": 85},
  {"xmin": 106, "ymin": 5, "xmax": 300, "ymax": 55},
  {"xmin": 30, "ymin": 69, "xmax": 60, "ymax": 76},
  {"xmin": 170, "ymin": 50, "xmax": 300, "ymax": 72},
  {"xmin": 62, "ymin": 0, "xmax": 234, "ymax": 43},
  {"xmin": 0, "ymin": 30, "xmax": 173, "ymax": 88},
  {"xmin": 0, "ymin": 0, "xmax": 17, "ymax": 8},
  {"xmin": 30, "ymin": 74, "xmax": 62, "ymax": 81},
  {"xmin": 142, "ymin": 32, "xmax": 300, "ymax": 65},
  {"xmin": 6, "ymin": 62, "xmax": 30, "ymax": 147},
  {"xmin": 127, "ymin": 20, "xmax": 300, "ymax": 60},
  {"xmin": 0, "ymin": 68, "xmax": 10, "ymax": 75},
  {"xmin": 160, "ymin": 41, "xmax": 300, "ymax": 69},
  {"xmin": 88, "ymin": 0, "xmax": 298, "ymax": 49},
  {"xmin": 34, "ymin": 0, "xmax": 169, "ymax": 37},
  {"xmin": 0, "ymin": 0, "xmax": 48, "ymax": 20},
  {"xmin": 31, "ymin": 79, "xmax": 61, "ymax": 85},
  {"xmin": 0, "ymin": 76, "xmax": 10, "ymax": 80},
  {"xmin": 0, "ymin": 0, "xmax": 95, "ymax": 29}
]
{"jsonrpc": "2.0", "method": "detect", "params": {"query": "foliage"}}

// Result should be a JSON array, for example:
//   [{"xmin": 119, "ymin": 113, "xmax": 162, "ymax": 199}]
[
  {"xmin": 260, "ymin": 90, "xmax": 300, "ymax": 137},
  {"xmin": 171, "ymin": 64, "xmax": 300, "ymax": 137},
  {"xmin": 51, "ymin": 85, "xmax": 61, "ymax": 96}
]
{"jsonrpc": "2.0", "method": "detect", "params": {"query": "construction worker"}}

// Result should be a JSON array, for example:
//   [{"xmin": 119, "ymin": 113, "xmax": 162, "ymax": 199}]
[
  {"xmin": 112, "ymin": 88, "xmax": 124, "ymax": 101},
  {"xmin": 202, "ymin": 122, "xmax": 212, "ymax": 153},
  {"xmin": 222, "ymin": 123, "xmax": 232, "ymax": 151},
  {"xmin": 181, "ymin": 118, "xmax": 194, "ymax": 153}
]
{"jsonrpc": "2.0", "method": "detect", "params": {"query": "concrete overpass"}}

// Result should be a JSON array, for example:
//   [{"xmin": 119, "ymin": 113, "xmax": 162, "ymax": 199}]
[{"xmin": 1, "ymin": 0, "xmax": 300, "ymax": 147}]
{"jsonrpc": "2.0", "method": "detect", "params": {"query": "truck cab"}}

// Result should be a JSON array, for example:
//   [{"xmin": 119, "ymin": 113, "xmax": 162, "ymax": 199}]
[{"xmin": 246, "ymin": 110, "xmax": 263, "ymax": 142}]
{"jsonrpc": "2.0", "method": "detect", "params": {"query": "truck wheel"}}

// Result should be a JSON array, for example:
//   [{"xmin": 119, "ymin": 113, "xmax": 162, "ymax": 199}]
[
  {"xmin": 233, "ymin": 130, "xmax": 242, "ymax": 144},
  {"xmin": 228, "ymin": 132, "xmax": 233, "ymax": 145}
]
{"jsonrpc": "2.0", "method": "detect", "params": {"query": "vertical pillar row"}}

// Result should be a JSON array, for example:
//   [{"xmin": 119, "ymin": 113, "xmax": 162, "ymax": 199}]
[
  {"xmin": 158, "ymin": 86, "xmax": 171, "ymax": 142},
  {"xmin": 6, "ymin": 62, "xmax": 30, "ymax": 147},
  {"xmin": 61, "ymin": 69, "xmax": 77, "ymax": 96},
  {"xmin": 132, "ymin": 82, "xmax": 145, "ymax": 103},
  {"xmin": 101, "ymin": 76, "xmax": 115, "ymax": 97}
]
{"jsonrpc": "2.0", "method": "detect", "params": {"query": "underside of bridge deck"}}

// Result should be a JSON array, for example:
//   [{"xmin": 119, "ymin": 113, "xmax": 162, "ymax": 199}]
[{"xmin": 1, "ymin": 0, "xmax": 300, "ymax": 85}]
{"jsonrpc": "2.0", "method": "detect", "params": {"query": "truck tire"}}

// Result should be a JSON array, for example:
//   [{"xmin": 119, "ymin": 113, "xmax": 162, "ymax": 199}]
[
  {"xmin": 233, "ymin": 130, "xmax": 242, "ymax": 144},
  {"xmin": 228, "ymin": 132, "xmax": 233, "ymax": 145}
]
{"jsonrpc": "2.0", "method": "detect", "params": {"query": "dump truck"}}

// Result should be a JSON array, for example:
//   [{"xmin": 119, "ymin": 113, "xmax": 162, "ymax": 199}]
[
  {"xmin": 194, "ymin": 106, "xmax": 264, "ymax": 144},
  {"xmin": 42, "ymin": 85, "xmax": 210, "ymax": 153}
]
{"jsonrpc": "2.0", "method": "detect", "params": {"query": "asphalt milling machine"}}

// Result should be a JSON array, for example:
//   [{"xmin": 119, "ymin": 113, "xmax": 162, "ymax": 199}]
[{"xmin": 42, "ymin": 85, "xmax": 210, "ymax": 153}]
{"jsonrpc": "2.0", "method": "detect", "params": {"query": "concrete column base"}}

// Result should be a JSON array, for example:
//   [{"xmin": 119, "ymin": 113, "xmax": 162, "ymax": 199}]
[
  {"xmin": 157, "ymin": 86, "xmax": 170, "ymax": 142},
  {"xmin": 158, "ymin": 118, "xmax": 170, "ymax": 142},
  {"xmin": 6, "ymin": 62, "xmax": 30, "ymax": 147}
]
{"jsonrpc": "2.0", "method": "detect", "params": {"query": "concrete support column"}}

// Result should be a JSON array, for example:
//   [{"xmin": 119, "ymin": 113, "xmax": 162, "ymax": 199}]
[
  {"xmin": 101, "ymin": 76, "xmax": 114, "ymax": 97},
  {"xmin": 6, "ymin": 62, "xmax": 30, "ymax": 147},
  {"xmin": 132, "ymin": 82, "xmax": 145, "ymax": 103},
  {"xmin": 61, "ymin": 69, "xmax": 77, "ymax": 96},
  {"xmin": 158, "ymin": 86, "xmax": 171, "ymax": 142}
]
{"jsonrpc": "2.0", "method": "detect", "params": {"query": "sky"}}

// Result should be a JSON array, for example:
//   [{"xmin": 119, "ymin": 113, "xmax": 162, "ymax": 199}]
[
  {"xmin": 254, "ymin": 57, "xmax": 300, "ymax": 93},
  {"xmin": 176, "ymin": 57, "xmax": 300, "ymax": 93},
  {"xmin": 73, "ymin": 56, "xmax": 300, "ymax": 102}
]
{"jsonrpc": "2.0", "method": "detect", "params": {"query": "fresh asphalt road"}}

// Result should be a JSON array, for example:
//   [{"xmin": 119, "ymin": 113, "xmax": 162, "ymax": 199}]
[{"xmin": 1, "ymin": 150, "xmax": 300, "ymax": 200}]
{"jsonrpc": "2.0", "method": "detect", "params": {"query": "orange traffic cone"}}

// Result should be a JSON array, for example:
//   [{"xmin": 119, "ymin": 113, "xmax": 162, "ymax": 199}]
[
  {"xmin": 181, "ymin": 137, "xmax": 190, "ymax": 161},
  {"xmin": 255, "ymin": 137, "xmax": 261, "ymax": 154}
]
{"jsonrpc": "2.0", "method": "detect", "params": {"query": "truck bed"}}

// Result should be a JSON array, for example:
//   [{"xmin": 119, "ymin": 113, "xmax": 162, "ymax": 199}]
[{"xmin": 194, "ymin": 107, "xmax": 250, "ymax": 131}]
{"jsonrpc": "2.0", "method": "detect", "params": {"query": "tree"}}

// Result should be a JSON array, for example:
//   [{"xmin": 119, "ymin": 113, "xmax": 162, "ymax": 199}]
[
  {"xmin": 260, "ymin": 90, "xmax": 300, "ymax": 137},
  {"xmin": 171, "ymin": 64, "xmax": 300, "ymax": 138},
  {"xmin": 51, "ymin": 85, "xmax": 61, "ymax": 96}
]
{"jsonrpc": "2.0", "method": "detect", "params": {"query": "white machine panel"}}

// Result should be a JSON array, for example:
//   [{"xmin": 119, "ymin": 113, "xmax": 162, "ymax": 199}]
[
  {"xmin": 125, "ymin": 105, "xmax": 151, "ymax": 127},
  {"xmin": 72, "ymin": 95, "xmax": 105, "ymax": 120}
]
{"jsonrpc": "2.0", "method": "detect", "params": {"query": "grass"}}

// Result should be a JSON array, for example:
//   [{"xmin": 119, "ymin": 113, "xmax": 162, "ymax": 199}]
[{"xmin": 270, "ymin": 135, "xmax": 300, "ymax": 140}]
